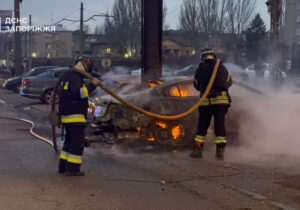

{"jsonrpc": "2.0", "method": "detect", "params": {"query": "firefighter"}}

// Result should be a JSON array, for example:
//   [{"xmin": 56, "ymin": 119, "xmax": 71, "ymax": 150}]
[
  {"xmin": 58, "ymin": 55, "xmax": 100, "ymax": 176},
  {"xmin": 191, "ymin": 49, "xmax": 232, "ymax": 160}
]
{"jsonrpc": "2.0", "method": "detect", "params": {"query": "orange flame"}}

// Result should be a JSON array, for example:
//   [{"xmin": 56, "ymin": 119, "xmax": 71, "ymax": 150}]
[
  {"xmin": 171, "ymin": 125, "xmax": 184, "ymax": 140},
  {"xmin": 146, "ymin": 80, "xmax": 164, "ymax": 88},
  {"xmin": 155, "ymin": 121, "xmax": 168, "ymax": 129},
  {"xmin": 170, "ymin": 86, "xmax": 189, "ymax": 97},
  {"xmin": 147, "ymin": 136, "xmax": 156, "ymax": 142}
]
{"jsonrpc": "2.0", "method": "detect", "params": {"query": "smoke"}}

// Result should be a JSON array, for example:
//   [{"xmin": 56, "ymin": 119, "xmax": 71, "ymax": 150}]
[{"xmin": 230, "ymin": 84, "xmax": 300, "ymax": 162}]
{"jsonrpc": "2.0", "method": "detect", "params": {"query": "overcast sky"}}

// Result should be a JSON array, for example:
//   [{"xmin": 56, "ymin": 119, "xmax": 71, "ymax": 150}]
[{"xmin": 1, "ymin": 0, "xmax": 270, "ymax": 31}]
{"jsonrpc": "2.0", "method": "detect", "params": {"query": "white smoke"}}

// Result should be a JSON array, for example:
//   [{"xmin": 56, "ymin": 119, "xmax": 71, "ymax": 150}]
[{"xmin": 231, "ymin": 84, "xmax": 300, "ymax": 162}]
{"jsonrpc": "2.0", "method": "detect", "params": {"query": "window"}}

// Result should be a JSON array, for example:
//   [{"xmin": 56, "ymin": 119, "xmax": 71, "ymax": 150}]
[
  {"xmin": 297, "ymin": 2, "xmax": 300, "ymax": 10},
  {"xmin": 297, "ymin": 16, "xmax": 300, "ymax": 23},
  {"xmin": 54, "ymin": 69, "xmax": 69, "ymax": 78},
  {"xmin": 296, "ymin": 28, "xmax": 300, "ymax": 36},
  {"xmin": 37, "ymin": 72, "xmax": 51, "ymax": 78},
  {"xmin": 30, "ymin": 68, "xmax": 46, "ymax": 76}
]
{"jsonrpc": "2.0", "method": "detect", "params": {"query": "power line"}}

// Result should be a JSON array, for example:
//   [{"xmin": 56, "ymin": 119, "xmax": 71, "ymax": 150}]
[{"xmin": 52, "ymin": 8, "xmax": 80, "ymax": 25}]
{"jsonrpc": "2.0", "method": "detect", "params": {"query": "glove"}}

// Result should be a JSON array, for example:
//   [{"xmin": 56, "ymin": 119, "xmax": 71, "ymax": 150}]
[{"xmin": 91, "ymin": 78, "xmax": 100, "ymax": 86}]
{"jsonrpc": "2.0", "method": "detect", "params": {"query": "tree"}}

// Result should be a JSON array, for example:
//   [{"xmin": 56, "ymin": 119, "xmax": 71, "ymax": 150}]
[
  {"xmin": 179, "ymin": 0, "xmax": 229, "ymax": 50},
  {"xmin": 245, "ymin": 13, "xmax": 267, "ymax": 62},
  {"xmin": 163, "ymin": 4, "xmax": 169, "ymax": 30},
  {"xmin": 94, "ymin": 25, "xmax": 104, "ymax": 35},
  {"xmin": 104, "ymin": 0, "xmax": 141, "ymax": 56},
  {"xmin": 226, "ymin": 0, "xmax": 257, "ymax": 37},
  {"xmin": 179, "ymin": 0, "xmax": 200, "ymax": 49}
]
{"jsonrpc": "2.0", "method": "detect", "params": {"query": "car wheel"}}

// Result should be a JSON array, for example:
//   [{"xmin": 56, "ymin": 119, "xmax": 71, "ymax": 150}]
[
  {"xmin": 42, "ymin": 89, "xmax": 54, "ymax": 104},
  {"xmin": 14, "ymin": 83, "xmax": 21, "ymax": 93}
]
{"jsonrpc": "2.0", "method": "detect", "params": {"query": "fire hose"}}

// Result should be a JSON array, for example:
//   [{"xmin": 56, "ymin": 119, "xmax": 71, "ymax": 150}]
[
  {"xmin": 49, "ymin": 59, "xmax": 221, "ymax": 151},
  {"xmin": 0, "ymin": 115, "xmax": 54, "ymax": 147},
  {"xmin": 0, "ymin": 59, "xmax": 262, "ymax": 153},
  {"xmin": 49, "ymin": 59, "xmax": 265, "ymax": 151}
]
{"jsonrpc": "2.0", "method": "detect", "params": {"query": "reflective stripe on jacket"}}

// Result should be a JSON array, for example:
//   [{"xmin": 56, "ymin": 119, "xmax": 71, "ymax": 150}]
[
  {"xmin": 61, "ymin": 114, "xmax": 86, "ymax": 124},
  {"xmin": 201, "ymin": 91, "xmax": 231, "ymax": 106}
]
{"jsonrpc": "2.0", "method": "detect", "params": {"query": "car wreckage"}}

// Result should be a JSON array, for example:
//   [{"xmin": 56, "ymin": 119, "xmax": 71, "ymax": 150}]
[{"xmin": 88, "ymin": 75, "xmax": 255, "ymax": 146}]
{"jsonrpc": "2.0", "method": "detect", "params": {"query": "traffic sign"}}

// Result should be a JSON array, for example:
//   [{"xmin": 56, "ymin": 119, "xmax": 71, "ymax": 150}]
[{"xmin": 101, "ymin": 57, "xmax": 112, "ymax": 69}]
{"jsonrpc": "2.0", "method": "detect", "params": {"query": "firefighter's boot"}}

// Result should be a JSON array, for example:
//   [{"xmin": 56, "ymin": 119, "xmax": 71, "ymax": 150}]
[
  {"xmin": 190, "ymin": 142, "xmax": 204, "ymax": 159},
  {"xmin": 65, "ymin": 162, "xmax": 85, "ymax": 176},
  {"xmin": 215, "ymin": 143, "xmax": 226, "ymax": 160}
]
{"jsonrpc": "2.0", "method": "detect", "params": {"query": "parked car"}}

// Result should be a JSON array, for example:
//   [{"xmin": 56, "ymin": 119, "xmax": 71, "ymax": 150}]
[
  {"xmin": 20, "ymin": 67, "xmax": 69, "ymax": 104},
  {"xmin": 130, "ymin": 67, "xmax": 175, "ymax": 76},
  {"xmin": 175, "ymin": 63, "xmax": 249, "ymax": 83},
  {"xmin": 2, "ymin": 66, "xmax": 58, "ymax": 93},
  {"xmin": 108, "ymin": 66, "xmax": 135, "ymax": 75},
  {"xmin": 175, "ymin": 65, "xmax": 198, "ymax": 76},
  {"xmin": 245, "ymin": 63, "xmax": 287, "ymax": 85},
  {"xmin": 89, "ymin": 76, "xmax": 255, "ymax": 146}
]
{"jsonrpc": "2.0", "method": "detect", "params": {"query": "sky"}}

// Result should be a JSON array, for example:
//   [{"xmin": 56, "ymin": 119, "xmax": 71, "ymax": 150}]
[{"xmin": 1, "ymin": 0, "xmax": 270, "ymax": 31}]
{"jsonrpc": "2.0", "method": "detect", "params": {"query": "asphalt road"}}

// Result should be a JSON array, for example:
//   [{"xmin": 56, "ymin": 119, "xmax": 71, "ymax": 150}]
[{"xmin": 0, "ymin": 89, "xmax": 300, "ymax": 210}]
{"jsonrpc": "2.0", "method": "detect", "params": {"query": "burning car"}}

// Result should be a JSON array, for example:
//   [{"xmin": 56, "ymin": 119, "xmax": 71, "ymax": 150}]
[{"xmin": 90, "ymin": 76, "xmax": 254, "ymax": 146}]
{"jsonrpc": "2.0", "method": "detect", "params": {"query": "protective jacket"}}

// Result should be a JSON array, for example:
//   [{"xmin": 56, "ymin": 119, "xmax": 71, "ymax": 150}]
[
  {"xmin": 58, "ymin": 66, "xmax": 96, "ymax": 124},
  {"xmin": 194, "ymin": 59, "xmax": 232, "ymax": 106}
]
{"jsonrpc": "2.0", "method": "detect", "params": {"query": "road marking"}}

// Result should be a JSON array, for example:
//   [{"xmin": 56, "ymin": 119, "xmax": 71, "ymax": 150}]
[
  {"xmin": 239, "ymin": 188, "xmax": 296, "ymax": 210},
  {"xmin": 0, "ymin": 99, "xmax": 6, "ymax": 104}
]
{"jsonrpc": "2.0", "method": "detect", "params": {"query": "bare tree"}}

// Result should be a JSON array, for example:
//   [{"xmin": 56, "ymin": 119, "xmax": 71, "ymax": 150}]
[
  {"xmin": 216, "ymin": 0, "xmax": 229, "ymax": 49},
  {"xmin": 104, "ymin": 0, "xmax": 141, "ymax": 56},
  {"xmin": 94, "ymin": 25, "xmax": 104, "ymax": 35},
  {"xmin": 179, "ymin": 0, "xmax": 230, "ymax": 49},
  {"xmin": 179, "ymin": 0, "xmax": 200, "ymax": 49},
  {"xmin": 163, "ymin": 4, "xmax": 169, "ymax": 30},
  {"xmin": 226, "ymin": 0, "xmax": 257, "ymax": 36},
  {"xmin": 197, "ymin": 0, "xmax": 219, "ymax": 35}
]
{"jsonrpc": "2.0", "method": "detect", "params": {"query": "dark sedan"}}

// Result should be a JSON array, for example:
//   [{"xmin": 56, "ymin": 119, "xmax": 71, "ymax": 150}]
[
  {"xmin": 89, "ymin": 76, "xmax": 256, "ymax": 146},
  {"xmin": 20, "ymin": 67, "xmax": 69, "ymax": 104},
  {"xmin": 2, "ymin": 66, "xmax": 58, "ymax": 93}
]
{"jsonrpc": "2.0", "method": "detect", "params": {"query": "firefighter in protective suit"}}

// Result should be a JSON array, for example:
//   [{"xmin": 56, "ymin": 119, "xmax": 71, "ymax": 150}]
[
  {"xmin": 191, "ymin": 49, "xmax": 232, "ymax": 160},
  {"xmin": 58, "ymin": 56, "xmax": 100, "ymax": 176}
]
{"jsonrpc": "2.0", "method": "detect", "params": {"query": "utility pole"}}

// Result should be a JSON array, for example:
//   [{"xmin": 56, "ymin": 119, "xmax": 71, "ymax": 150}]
[
  {"xmin": 266, "ymin": 0, "xmax": 284, "ymax": 87},
  {"xmin": 28, "ymin": 14, "xmax": 32, "ymax": 70},
  {"xmin": 79, "ymin": 2, "xmax": 84, "ymax": 55},
  {"xmin": 14, "ymin": 0, "xmax": 22, "ymax": 76},
  {"xmin": 266, "ymin": 0, "xmax": 283, "ymax": 42},
  {"xmin": 141, "ymin": 0, "xmax": 163, "ymax": 82}
]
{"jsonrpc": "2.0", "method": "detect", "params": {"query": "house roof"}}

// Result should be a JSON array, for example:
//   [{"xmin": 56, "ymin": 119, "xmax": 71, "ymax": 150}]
[{"xmin": 163, "ymin": 30, "xmax": 194, "ymax": 47}]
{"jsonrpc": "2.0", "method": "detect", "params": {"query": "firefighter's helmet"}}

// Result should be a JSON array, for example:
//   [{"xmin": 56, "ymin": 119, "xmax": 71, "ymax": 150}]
[
  {"xmin": 75, "ymin": 55, "xmax": 94, "ymax": 73},
  {"xmin": 200, "ymin": 49, "xmax": 216, "ymax": 61}
]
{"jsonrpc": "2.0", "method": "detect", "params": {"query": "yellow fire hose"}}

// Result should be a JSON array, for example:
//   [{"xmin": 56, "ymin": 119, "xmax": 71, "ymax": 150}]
[
  {"xmin": 0, "ymin": 115, "xmax": 54, "ymax": 147},
  {"xmin": 0, "ymin": 59, "xmax": 262, "ymax": 153},
  {"xmin": 49, "ymin": 59, "xmax": 220, "ymax": 151},
  {"xmin": 76, "ymin": 59, "xmax": 221, "ymax": 121}
]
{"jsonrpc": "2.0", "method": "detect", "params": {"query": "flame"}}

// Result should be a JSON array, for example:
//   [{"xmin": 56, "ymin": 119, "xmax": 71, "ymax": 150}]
[
  {"xmin": 180, "ymin": 89, "xmax": 189, "ymax": 97},
  {"xmin": 155, "ymin": 121, "xmax": 168, "ymax": 129},
  {"xmin": 170, "ymin": 86, "xmax": 189, "ymax": 97},
  {"xmin": 146, "ymin": 80, "xmax": 164, "ymax": 88},
  {"xmin": 171, "ymin": 125, "xmax": 184, "ymax": 140},
  {"xmin": 147, "ymin": 136, "xmax": 156, "ymax": 142}
]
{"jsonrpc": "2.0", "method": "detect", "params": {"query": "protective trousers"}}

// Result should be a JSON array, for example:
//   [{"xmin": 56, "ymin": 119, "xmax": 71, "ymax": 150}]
[
  {"xmin": 194, "ymin": 105, "xmax": 229, "ymax": 147},
  {"xmin": 59, "ymin": 124, "xmax": 85, "ymax": 173}
]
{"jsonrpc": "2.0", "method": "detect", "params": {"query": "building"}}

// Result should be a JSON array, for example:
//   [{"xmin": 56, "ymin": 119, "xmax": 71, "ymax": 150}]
[
  {"xmin": 163, "ymin": 30, "xmax": 196, "ymax": 57},
  {"xmin": 282, "ymin": 0, "xmax": 300, "ymax": 45},
  {"xmin": 72, "ymin": 30, "xmax": 111, "ymax": 58},
  {"xmin": 30, "ymin": 24, "xmax": 73, "ymax": 58},
  {"xmin": 0, "ymin": 33, "xmax": 13, "ymax": 67}
]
